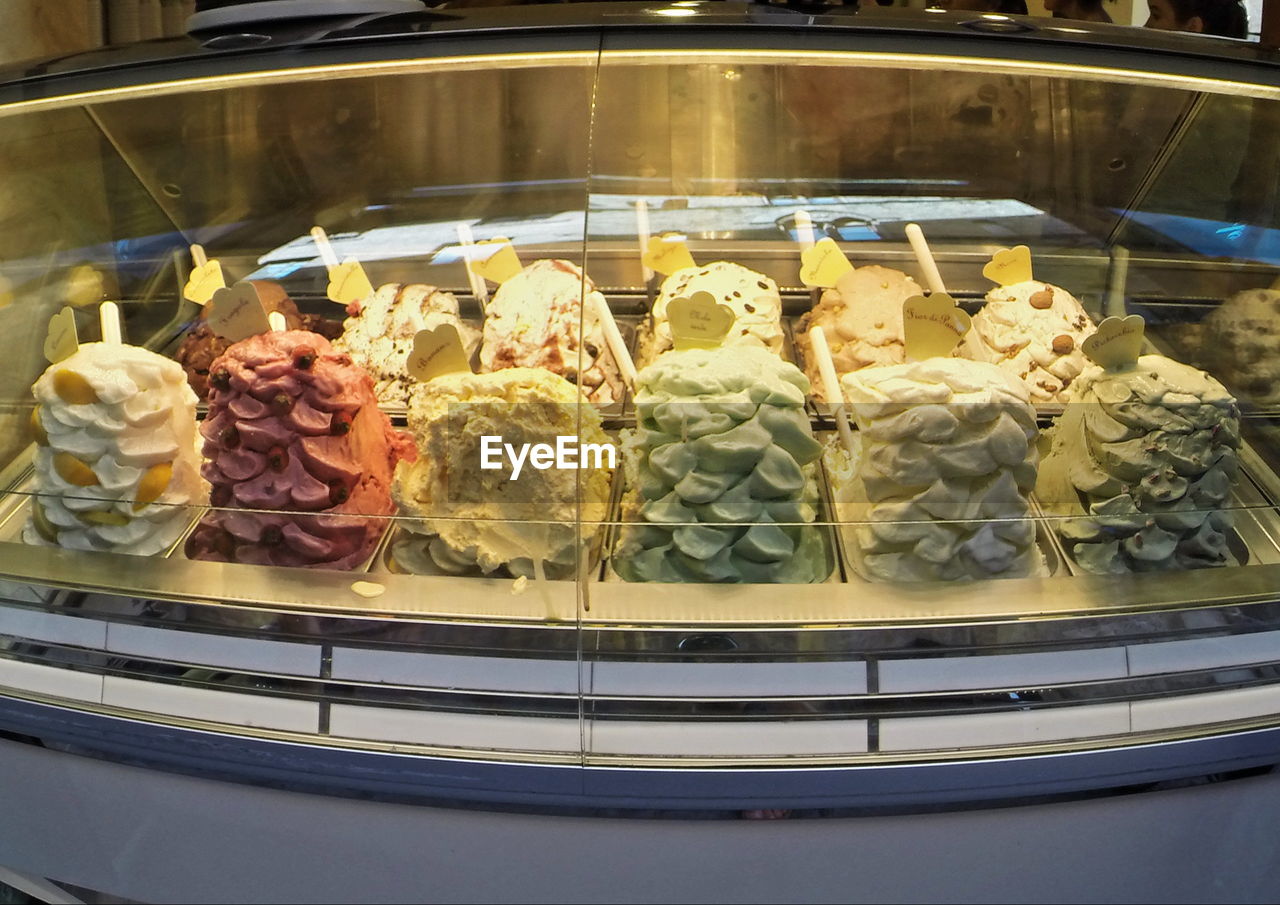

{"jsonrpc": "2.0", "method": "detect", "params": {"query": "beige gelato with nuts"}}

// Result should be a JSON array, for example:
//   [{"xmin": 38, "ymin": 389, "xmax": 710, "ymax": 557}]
[
  {"xmin": 795, "ymin": 265, "xmax": 923, "ymax": 403},
  {"xmin": 957, "ymin": 280, "xmax": 1096, "ymax": 404}
]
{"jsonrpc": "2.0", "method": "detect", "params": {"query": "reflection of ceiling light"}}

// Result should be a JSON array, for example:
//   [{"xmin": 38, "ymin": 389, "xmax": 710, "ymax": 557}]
[
  {"xmin": 1049, "ymin": 26, "xmax": 1090, "ymax": 33},
  {"xmin": 981, "ymin": 13, "xmax": 1010, "ymax": 19},
  {"xmin": 655, "ymin": 7, "xmax": 698, "ymax": 15},
  {"xmin": 924, "ymin": 6, "xmax": 946, "ymax": 11}
]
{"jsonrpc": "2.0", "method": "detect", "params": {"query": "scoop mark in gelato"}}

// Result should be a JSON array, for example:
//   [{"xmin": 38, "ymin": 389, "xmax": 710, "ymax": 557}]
[{"xmin": 480, "ymin": 435, "xmax": 616, "ymax": 480}]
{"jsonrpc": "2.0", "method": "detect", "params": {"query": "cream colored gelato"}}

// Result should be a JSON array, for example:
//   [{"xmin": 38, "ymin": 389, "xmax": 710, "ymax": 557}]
[
  {"xmin": 1037, "ymin": 354, "xmax": 1240, "ymax": 574},
  {"xmin": 1202, "ymin": 287, "xmax": 1280, "ymax": 405},
  {"xmin": 479, "ymin": 259, "xmax": 623, "ymax": 406},
  {"xmin": 958, "ymin": 280, "xmax": 1096, "ymax": 404},
  {"xmin": 795, "ymin": 264, "xmax": 923, "ymax": 403},
  {"xmin": 334, "ymin": 283, "xmax": 479, "ymax": 407},
  {"xmin": 612, "ymin": 346, "xmax": 830, "ymax": 583},
  {"xmin": 642, "ymin": 262, "xmax": 784, "ymax": 366},
  {"xmin": 26, "ymin": 342, "xmax": 205, "ymax": 555},
  {"xmin": 391, "ymin": 367, "xmax": 613, "ymax": 578},
  {"xmin": 837, "ymin": 358, "xmax": 1042, "ymax": 582}
]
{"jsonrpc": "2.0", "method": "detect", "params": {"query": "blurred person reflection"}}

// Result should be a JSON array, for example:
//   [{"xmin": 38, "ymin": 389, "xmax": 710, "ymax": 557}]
[
  {"xmin": 1043, "ymin": 0, "xmax": 1114, "ymax": 22},
  {"xmin": 1145, "ymin": 0, "xmax": 1249, "ymax": 37},
  {"xmin": 937, "ymin": 0, "xmax": 1029, "ymax": 12}
]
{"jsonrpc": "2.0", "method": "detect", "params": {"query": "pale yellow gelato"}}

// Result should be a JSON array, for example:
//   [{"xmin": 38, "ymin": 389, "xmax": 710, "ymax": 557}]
[{"xmin": 391, "ymin": 367, "xmax": 612, "ymax": 578}]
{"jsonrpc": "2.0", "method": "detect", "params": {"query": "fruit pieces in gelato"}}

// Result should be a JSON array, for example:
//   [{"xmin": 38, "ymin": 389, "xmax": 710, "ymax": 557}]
[
  {"xmin": 185, "ymin": 330, "xmax": 414, "ymax": 570},
  {"xmin": 957, "ymin": 280, "xmax": 1096, "ymax": 404},
  {"xmin": 175, "ymin": 280, "xmax": 340, "ymax": 399},
  {"xmin": 391, "ymin": 367, "xmax": 612, "ymax": 578},
  {"xmin": 479, "ymin": 259, "xmax": 624, "ymax": 406},
  {"xmin": 795, "ymin": 264, "xmax": 923, "ymax": 403},
  {"xmin": 334, "ymin": 282, "xmax": 480, "ymax": 408},
  {"xmin": 837, "ymin": 358, "xmax": 1043, "ymax": 582},
  {"xmin": 1037, "ymin": 354, "xmax": 1240, "ymax": 574},
  {"xmin": 641, "ymin": 261, "xmax": 784, "ymax": 366},
  {"xmin": 26, "ymin": 342, "xmax": 205, "ymax": 555},
  {"xmin": 612, "ymin": 345, "xmax": 831, "ymax": 583},
  {"xmin": 1202, "ymin": 287, "xmax": 1280, "ymax": 405}
]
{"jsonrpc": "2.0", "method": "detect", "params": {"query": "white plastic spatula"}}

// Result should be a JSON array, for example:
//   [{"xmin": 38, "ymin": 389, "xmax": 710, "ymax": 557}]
[
  {"xmin": 99, "ymin": 301, "xmax": 122, "ymax": 345},
  {"xmin": 905, "ymin": 223, "xmax": 947, "ymax": 295},
  {"xmin": 807, "ymin": 324, "xmax": 856, "ymax": 459}
]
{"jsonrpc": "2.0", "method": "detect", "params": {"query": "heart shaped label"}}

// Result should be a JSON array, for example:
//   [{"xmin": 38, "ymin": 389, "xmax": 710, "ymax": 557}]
[
  {"xmin": 406, "ymin": 323, "xmax": 473, "ymax": 382},
  {"xmin": 206, "ymin": 282, "xmax": 270, "ymax": 342},
  {"xmin": 668, "ymin": 291, "xmax": 735, "ymax": 350},
  {"xmin": 327, "ymin": 257, "xmax": 375, "ymax": 305},
  {"xmin": 982, "ymin": 245, "xmax": 1033, "ymax": 286},
  {"xmin": 1082, "ymin": 315, "xmax": 1145, "ymax": 372},
  {"xmin": 641, "ymin": 234, "xmax": 696, "ymax": 277},
  {"xmin": 44, "ymin": 307, "xmax": 79, "ymax": 363},
  {"xmin": 468, "ymin": 238, "xmax": 523, "ymax": 285},
  {"xmin": 903, "ymin": 292, "xmax": 972, "ymax": 361},
  {"xmin": 183, "ymin": 259, "xmax": 225, "ymax": 305},
  {"xmin": 799, "ymin": 238, "xmax": 854, "ymax": 288}
]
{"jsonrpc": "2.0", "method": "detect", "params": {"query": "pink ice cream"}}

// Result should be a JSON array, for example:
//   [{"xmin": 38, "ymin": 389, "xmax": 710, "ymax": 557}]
[{"xmin": 185, "ymin": 330, "xmax": 414, "ymax": 570}]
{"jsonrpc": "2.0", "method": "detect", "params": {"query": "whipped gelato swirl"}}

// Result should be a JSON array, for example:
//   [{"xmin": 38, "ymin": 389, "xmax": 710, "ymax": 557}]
[
  {"xmin": 838, "ymin": 358, "xmax": 1042, "ymax": 582},
  {"xmin": 186, "ymin": 330, "xmax": 414, "ymax": 570},
  {"xmin": 1038, "ymin": 354, "xmax": 1240, "ymax": 574},
  {"xmin": 613, "ymin": 346, "xmax": 830, "ymax": 583},
  {"xmin": 27, "ymin": 343, "xmax": 205, "ymax": 555}
]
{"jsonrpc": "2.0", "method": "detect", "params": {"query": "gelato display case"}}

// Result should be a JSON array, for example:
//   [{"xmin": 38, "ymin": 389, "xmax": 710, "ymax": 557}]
[{"xmin": 5, "ymin": 2, "xmax": 1280, "ymax": 897}]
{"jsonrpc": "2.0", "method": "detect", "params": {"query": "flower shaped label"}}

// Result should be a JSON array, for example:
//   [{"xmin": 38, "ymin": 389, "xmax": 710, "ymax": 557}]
[
  {"xmin": 407, "ymin": 323, "xmax": 472, "ymax": 381},
  {"xmin": 207, "ymin": 281, "xmax": 270, "ymax": 343},
  {"xmin": 1082, "ymin": 315, "xmax": 1145, "ymax": 372},
  {"xmin": 982, "ymin": 245, "xmax": 1033, "ymax": 286},
  {"xmin": 44, "ymin": 307, "xmax": 79, "ymax": 363},
  {"xmin": 799, "ymin": 238, "xmax": 853, "ymax": 288},
  {"xmin": 327, "ymin": 256, "xmax": 375, "ymax": 305},
  {"xmin": 468, "ymin": 238, "xmax": 523, "ymax": 285},
  {"xmin": 668, "ymin": 291, "xmax": 735, "ymax": 350},
  {"xmin": 903, "ymin": 292, "xmax": 972, "ymax": 361},
  {"xmin": 641, "ymin": 234, "xmax": 696, "ymax": 276},
  {"xmin": 183, "ymin": 260, "xmax": 225, "ymax": 305}
]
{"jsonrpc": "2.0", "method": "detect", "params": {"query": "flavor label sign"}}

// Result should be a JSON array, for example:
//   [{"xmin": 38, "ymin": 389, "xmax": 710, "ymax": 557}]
[
  {"xmin": 641, "ymin": 234, "xmax": 696, "ymax": 276},
  {"xmin": 468, "ymin": 238, "xmax": 522, "ymax": 285},
  {"xmin": 903, "ymin": 292, "xmax": 971, "ymax": 361},
  {"xmin": 1082, "ymin": 315, "xmax": 1145, "ymax": 371},
  {"xmin": 207, "ymin": 282, "xmax": 270, "ymax": 342},
  {"xmin": 407, "ymin": 323, "xmax": 472, "ymax": 381},
  {"xmin": 799, "ymin": 238, "xmax": 853, "ymax": 288},
  {"xmin": 668, "ymin": 291, "xmax": 734, "ymax": 350},
  {"xmin": 982, "ymin": 245, "xmax": 1033, "ymax": 287},
  {"xmin": 327, "ymin": 257, "xmax": 375, "ymax": 305},
  {"xmin": 44, "ymin": 307, "xmax": 79, "ymax": 363},
  {"xmin": 184, "ymin": 260, "xmax": 225, "ymax": 305}
]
